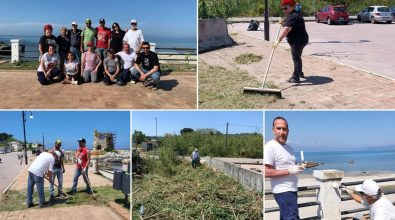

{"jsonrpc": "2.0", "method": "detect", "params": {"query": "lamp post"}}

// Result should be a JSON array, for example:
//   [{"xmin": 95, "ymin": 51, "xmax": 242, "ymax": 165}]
[
  {"xmin": 264, "ymin": 0, "xmax": 270, "ymax": 41},
  {"xmin": 154, "ymin": 117, "xmax": 158, "ymax": 140},
  {"xmin": 22, "ymin": 111, "xmax": 33, "ymax": 165}
]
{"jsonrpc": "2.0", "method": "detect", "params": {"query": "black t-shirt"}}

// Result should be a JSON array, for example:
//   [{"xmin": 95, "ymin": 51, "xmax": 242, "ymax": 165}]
[
  {"xmin": 53, "ymin": 150, "xmax": 64, "ymax": 169},
  {"xmin": 284, "ymin": 11, "xmax": 309, "ymax": 45},
  {"xmin": 110, "ymin": 30, "xmax": 125, "ymax": 53},
  {"xmin": 68, "ymin": 29, "xmax": 82, "ymax": 48},
  {"xmin": 136, "ymin": 51, "xmax": 160, "ymax": 72},
  {"xmin": 39, "ymin": 35, "xmax": 57, "ymax": 53},
  {"xmin": 56, "ymin": 35, "xmax": 70, "ymax": 53}
]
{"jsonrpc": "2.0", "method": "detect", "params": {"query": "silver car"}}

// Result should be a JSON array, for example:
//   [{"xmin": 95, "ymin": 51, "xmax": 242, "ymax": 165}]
[{"xmin": 357, "ymin": 6, "xmax": 392, "ymax": 23}]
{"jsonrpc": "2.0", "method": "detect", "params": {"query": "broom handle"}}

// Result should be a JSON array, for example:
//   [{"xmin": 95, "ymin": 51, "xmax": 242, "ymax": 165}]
[
  {"xmin": 45, "ymin": 176, "xmax": 69, "ymax": 197},
  {"xmin": 82, "ymin": 169, "xmax": 96, "ymax": 197},
  {"xmin": 261, "ymin": 23, "xmax": 282, "ymax": 88}
]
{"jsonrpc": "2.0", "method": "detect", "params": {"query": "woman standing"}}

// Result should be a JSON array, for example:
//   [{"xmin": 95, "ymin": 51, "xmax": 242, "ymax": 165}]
[
  {"xmin": 273, "ymin": 0, "xmax": 309, "ymax": 83},
  {"xmin": 37, "ymin": 44, "xmax": 61, "ymax": 85},
  {"xmin": 81, "ymin": 42, "xmax": 102, "ymax": 83},
  {"xmin": 57, "ymin": 27, "xmax": 70, "ymax": 74},
  {"xmin": 110, "ymin": 22, "xmax": 125, "ymax": 53}
]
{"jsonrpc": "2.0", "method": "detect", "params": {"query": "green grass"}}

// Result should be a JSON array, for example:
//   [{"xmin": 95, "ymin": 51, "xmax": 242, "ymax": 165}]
[
  {"xmin": 0, "ymin": 186, "xmax": 129, "ymax": 212},
  {"xmin": 235, "ymin": 53, "xmax": 262, "ymax": 65},
  {"xmin": 160, "ymin": 63, "xmax": 196, "ymax": 72},
  {"xmin": 198, "ymin": 60, "xmax": 291, "ymax": 109},
  {"xmin": 132, "ymin": 160, "xmax": 263, "ymax": 220},
  {"xmin": 0, "ymin": 61, "xmax": 39, "ymax": 70}
]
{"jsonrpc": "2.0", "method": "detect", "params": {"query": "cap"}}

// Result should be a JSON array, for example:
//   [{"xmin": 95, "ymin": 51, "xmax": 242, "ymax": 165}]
[
  {"xmin": 44, "ymin": 24, "xmax": 53, "ymax": 31},
  {"xmin": 99, "ymin": 18, "xmax": 105, "ymax": 24},
  {"xmin": 55, "ymin": 139, "xmax": 62, "ymax": 145},
  {"xmin": 71, "ymin": 21, "xmax": 77, "ymax": 26},
  {"xmin": 281, "ymin": 0, "xmax": 296, "ymax": 6},
  {"xmin": 86, "ymin": 42, "xmax": 93, "ymax": 47},
  {"xmin": 85, "ymin": 18, "xmax": 92, "ymax": 23},
  {"xmin": 130, "ymin": 19, "xmax": 137, "ymax": 24},
  {"xmin": 355, "ymin": 179, "xmax": 380, "ymax": 196},
  {"xmin": 78, "ymin": 138, "xmax": 86, "ymax": 143},
  {"xmin": 108, "ymin": 48, "xmax": 115, "ymax": 54},
  {"xmin": 55, "ymin": 150, "xmax": 61, "ymax": 158}
]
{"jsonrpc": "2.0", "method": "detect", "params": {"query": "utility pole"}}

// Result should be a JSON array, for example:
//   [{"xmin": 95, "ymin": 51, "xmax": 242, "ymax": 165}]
[
  {"xmin": 154, "ymin": 117, "xmax": 158, "ymax": 140},
  {"xmin": 264, "ymin": 0, "xmax": 270, "ymax": 41},
  {"xmin": 225, "ymin": 122, "xmax": 229, "ymax": 150},
  {"xmin": 22, "ymin": 112, "xmax": 28, "ymax": 165},
  {"xmin": 42, "ymin": 133, "xmax": 45, "ymax": 152}
]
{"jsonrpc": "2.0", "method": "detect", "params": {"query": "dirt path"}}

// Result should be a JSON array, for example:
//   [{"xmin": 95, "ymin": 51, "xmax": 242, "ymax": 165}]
[{"xmin": 199, "ymin": 24, "xmax": 395, "ymax": 109}]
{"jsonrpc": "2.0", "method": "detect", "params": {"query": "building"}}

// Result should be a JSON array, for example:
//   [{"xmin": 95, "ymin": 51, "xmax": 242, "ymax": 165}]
[
  {"xmin": 93, "ymin": 129, "xmax": 116, "ymax": 151},
  {"xmin": 9, "ymin": 141, "xmax": 22, "ymax": 152}
]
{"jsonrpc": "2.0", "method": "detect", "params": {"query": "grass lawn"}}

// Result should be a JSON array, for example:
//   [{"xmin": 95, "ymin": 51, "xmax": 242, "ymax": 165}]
[
  {"xmin": 199, "ymin": 60, "xmax": 293, "ymax": 109},
  {"xmin": 0, "ymin": 186, "xmax": 129, "ymax": 212},
  {"xmin": 132, "ymin": 160, "xmax": 263, "ymax": 220}
]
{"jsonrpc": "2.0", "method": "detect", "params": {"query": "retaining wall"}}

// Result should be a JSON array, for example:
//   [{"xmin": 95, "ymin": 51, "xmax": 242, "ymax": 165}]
[
  {"xmin": 198, "ymin": 18, "xmax": 234, "ymax": 52},
  {"xmin": 206, "ymin": 157, "xmax": 263, "ymax": 192}
]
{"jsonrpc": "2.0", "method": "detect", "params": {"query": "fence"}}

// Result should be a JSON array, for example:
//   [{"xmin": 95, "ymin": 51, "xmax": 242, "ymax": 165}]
[
  {"xmin": 1, "ymin": 39, "xmax": 196, "ymax": 65},
  {"xmin": 265, "ymin": 169, "xmax": 395, "ymax": 220}
]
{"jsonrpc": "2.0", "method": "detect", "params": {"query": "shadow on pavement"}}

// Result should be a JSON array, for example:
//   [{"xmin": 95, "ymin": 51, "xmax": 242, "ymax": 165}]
[
  {"xmin": 159, "ymin": 79, "xmax": 179, "ymax": 91},
  {"xmin": 281, "ymin": 75, "xmax": 333, "ymax": 91}
]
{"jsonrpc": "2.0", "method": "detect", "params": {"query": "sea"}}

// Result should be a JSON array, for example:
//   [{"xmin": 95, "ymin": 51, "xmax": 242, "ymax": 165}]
[
  {"xmin": 295, "ymin": 149, "xmax": 395, "ymax": 175},
  {"xmin": 0, "ymin": 34, "xmax": 196, "ymax": 60}
]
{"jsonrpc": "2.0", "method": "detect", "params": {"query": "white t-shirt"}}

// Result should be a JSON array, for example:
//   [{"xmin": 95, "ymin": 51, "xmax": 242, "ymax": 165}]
[
  {"xmin": 361, "ymin": 195, "xmax": 395, "ymax": 220},
  {"xmin": 264, "ymin": 139, "xmax": 298, "ymax": 194},
  {"xmin": 28, "ymin": 152, "xmax": 55, "ymax": 177},
  {"xmin": 65, "ymin": 61, "xmax": 78, "ymax": 75},
  {"xmin": 123, "ymin": 29, "xmax": 144, "ymax": 53},
  {"xmin": 192, "ymin": 151, "xmax": 199, "ymax": 160},
  {"xmin": 37, "ymin": 53, "xmax": 58, "ymax": 72},
  {"xmin": 116, "ymin": 50, "xmax": 137, "ymax": 70}
]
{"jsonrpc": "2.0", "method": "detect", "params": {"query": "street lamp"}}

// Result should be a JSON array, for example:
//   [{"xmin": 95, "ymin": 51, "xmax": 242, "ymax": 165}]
[
  {"xmin": 154, "ymin": 117, "xmax": 158, "ymax": 140},
  {"xmin": 22, "ymin": 111, "xmax": 33, "ymax": 165}
]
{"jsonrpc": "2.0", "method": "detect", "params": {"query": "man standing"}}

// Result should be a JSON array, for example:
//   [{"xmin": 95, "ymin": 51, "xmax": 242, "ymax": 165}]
[
  {"xmin": 123, "ymin": 19, "xmax": 144, "ymax": 54},
  {"xmin": 49, "ymin": 140, "xmax": 65, "ymax": 201},
  {"xmin": 130, "ymin": 42, "xmax": 161, "ymax": 90},
  {"xmin": 341, "ymin": 180, "xmax": 395, "ymax": 220},
  {"xmin": 68, "ymin": 21, "xmax": 82, "ymax": 64},
  {"xmin": 80, "ymin": 18, "xmax": 96, "ymax": 52},
  {"xmin": 116, "ymin": 43, "xmax": 137, "ymax": 84},
  {"xmin": 191, "ymin": 148, "xmax": 200, "ymax": 170},
  {"xmin": 264, "ymin": 116, "xmax": 304, "ymax": 220},
  {"xmin": 26, "ymin": 150, "xmax": 56, "ymax": 208},
  {"xmin": 96, "ymin": 18, "xmax": 111, "ymax": 79},
  {"xmin": 69, "ymin": 138, "xmax": 91, "ymax": 194}
]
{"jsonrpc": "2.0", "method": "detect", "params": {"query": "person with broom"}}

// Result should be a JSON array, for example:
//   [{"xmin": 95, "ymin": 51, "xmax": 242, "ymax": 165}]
[
  {"xmin": 273, "ymin": 0, "xmax": 309, "ymax": 83},
  {"xmin": 69, "ymin": 138, "xmax": 92, "ymax": 195}
]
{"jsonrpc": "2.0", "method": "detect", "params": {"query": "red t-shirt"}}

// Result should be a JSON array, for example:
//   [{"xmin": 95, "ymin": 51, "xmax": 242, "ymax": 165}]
[
  {"xmin": 76, "ymin": 146, "xmax": 89, "ymax": 169},
  {"xmin": 96, "ymin": 26, "xmax": 111, "ymax": 49}
]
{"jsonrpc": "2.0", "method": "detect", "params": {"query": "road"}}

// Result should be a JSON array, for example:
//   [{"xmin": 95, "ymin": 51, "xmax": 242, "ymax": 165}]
[
  {"xmin": 233, "ymin": 20, "xmax": 395, "ymax": 79},
  {"xmin": 0, "ymin": 152, "xmax": 29, "ymax": 194}
]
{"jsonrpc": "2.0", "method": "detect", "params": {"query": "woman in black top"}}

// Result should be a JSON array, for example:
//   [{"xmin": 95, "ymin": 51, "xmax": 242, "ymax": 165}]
[
  {"xmin": 110, "ymin": 22, "xmax": 125, "ymax": 53},
  {"xmin": 273, "ymin": 0, "xmax": 309, "ymax": 83}
]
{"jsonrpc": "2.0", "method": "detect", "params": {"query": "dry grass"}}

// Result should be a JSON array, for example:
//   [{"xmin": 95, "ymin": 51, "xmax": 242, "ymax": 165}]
[
  {"xmin": 198, "ymin": 60, "xmax": 295, "ymax": 109},
  {"xmin": 235, "ymin": 53, "xmax": 262, "ymax": 64}
]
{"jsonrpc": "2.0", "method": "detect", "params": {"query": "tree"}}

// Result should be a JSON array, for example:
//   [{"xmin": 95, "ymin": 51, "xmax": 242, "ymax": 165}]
[
  {"xmin": 0, "ymin": 132, "xmax": 13, "ymax": 142},
  {"xmin": 180, "ymin": 128, "xmax": 194, "ymax": 135},
  {"xmin": 133, "ymin": 130, "xmax": 146, "ymax": 144}
]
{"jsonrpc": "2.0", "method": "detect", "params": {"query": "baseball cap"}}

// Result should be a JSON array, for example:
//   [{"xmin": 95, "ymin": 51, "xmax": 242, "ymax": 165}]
[
  {"xmin": 355, "ymin": 179, "xmax": 380, "ymax": 196},
  {"xmin": 55, "ymin": 150, "xmax": 61, "ymax": 158},
  {"xmin": 281, "ymin": 0, "xmax": 296, "ymax": 6},
  {"xmin": 85, "ymin": 18, "xmax": 92, "ymax": 23},
  {"xmin": 78, "ymin": 138, "xmax": 86, "ymax": 143},
  {"xmin": 71, "ymin": 21, "xmax": 77, "ymax": 25},
  {"xmin": 130, "ymin": 19, "xmax": 137, "ymax": 24},
  {"xmin": 55, "ymin": 139, "xmax": 62, "ymax": 145},
  {"xmin": 87, "ymin": 42, "xmax": 93, "ymax": 47},
  {"xmin": 99, "ymin": 18, "xmax": 105, "ymax": 24}
]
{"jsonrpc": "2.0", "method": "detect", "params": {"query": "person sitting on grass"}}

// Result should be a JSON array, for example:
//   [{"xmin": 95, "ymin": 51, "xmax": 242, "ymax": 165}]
[
  {"xmin": 62, "ymin": 52, "xmax": 79, "ymax": 85},
  {"xmin": 130, "ymin": 41, "xmax": 161, "ymax": 91},
  {"xmin": 37, "ymin": 44, "xmax": 62, "ymax": 85},
  {"xmin": 103, "ymin": 48, "xmax": 124, "ymax": 86}
]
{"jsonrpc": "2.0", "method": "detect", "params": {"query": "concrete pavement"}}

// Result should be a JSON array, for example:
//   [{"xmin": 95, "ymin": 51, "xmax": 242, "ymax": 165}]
[{"xmin": 0, "ymin": 152, "xmax": 30, "ymax": 195}]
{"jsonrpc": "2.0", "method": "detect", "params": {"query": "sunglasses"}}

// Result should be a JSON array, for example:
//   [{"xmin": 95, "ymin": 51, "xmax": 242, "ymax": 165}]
[
  {"xmin": 131, "ymin": 23, "xmax": 137, "ymax": 25},
  {"xmin": 281, "ymin": 7, "xmax": 289, "ymax": 11},
  {"xmin": 142, "ymin": 47, "xmax": 150, "ymax": 49}
]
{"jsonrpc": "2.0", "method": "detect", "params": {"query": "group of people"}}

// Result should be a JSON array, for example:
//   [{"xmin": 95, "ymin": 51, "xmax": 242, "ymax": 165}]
[
  {"xmin": 37, "ymin": 18, "xmax": 161, "ymax": 90},
  {"xmin": 265, "ymin": 116, "xmax": 395, "ymax": 220},
  {"xmin": 26, "ymin": 138, "xmax": 92, "ymax": 208}
]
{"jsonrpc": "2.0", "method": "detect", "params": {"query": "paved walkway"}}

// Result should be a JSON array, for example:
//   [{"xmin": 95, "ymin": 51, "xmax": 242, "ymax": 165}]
[
  {"xmin": 199, "ymin": 24, "xmax": 395, "ymax": 109},
  {"xmin": 0, "ymin": 70, "xmax": 196, "ymax": 109},
  {"xmin": 0, "ymin": 152, "xmax": 29, "ymax": 194}
]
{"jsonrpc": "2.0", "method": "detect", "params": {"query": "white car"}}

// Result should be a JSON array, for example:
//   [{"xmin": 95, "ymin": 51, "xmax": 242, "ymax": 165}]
[{"xmin": 357, "ymin": 6, "xmax": 393, "ymax": 23}]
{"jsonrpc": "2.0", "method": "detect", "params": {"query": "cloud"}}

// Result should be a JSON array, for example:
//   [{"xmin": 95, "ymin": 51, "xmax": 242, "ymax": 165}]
[{"xmin": 0, "ymin": 22, "xmax": 70, "ymax": 35}]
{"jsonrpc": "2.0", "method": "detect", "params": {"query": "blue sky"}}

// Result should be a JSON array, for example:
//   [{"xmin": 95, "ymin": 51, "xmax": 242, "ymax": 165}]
[
  {"xmin": 132, "ymin": 111, "xmax": 263, "ymax": 136},
  {"xmin": 0, "ymin": 0, "xmax": 197, "ymax": 39},
  {"xmin": 0, "ymin": 111, "xmax": 130, "ymax": 150},
  {"xmin": 265, "ymin": 111, "xmax": 395, "ymax": 152}
]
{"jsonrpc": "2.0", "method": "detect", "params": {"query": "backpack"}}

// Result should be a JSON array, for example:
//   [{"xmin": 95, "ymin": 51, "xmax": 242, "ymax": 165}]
[{"xmin": 247, "ymin": 20, "xmax": 259, "ymax": 31}]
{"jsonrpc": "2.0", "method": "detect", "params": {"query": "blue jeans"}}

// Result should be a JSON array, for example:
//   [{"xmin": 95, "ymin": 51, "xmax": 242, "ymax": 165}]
[
  {"xmin": 71, "ymin": 167, "xmax": 90, "ymax": 193},
  {"xmin": 26, "ymin": 171, "xmax": 45, "ymax": 207},
  {"xmin": 130, "ymin": 67, "xmax": 161, "ymax": 83},
  {"xmin": 274, "ymin": 191, "xmax": 300, "ymax": 220},
  {"xmin": 49, "ymin": 168, "xmax": 63, "ymax": 196},
  {"xmin": 96, "ymin": 48, "xmax": 107, "ymax": 78},
  {"xmin": 192, "ymin": 159, "xmax": 197, "ymax": 169},
  {"xmin": 37, "ymin": 68, "xmax": 61, "ymax": 85},
  {"xmin": 70, "ymin": 46, "xmax": 81, "ymax": 64}
]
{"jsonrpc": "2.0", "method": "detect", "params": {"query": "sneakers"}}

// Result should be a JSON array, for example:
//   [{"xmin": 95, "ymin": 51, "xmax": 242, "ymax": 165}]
[
  {"xmin": 130, "ymin": 80, "xmax": 136, "ymax": 84},
  {"xmin": 67, "ymin": 190, "xmax": 75, "ymax": 195},
  {"xmin": 141, "ymin": 80, "xmax": 150, "ymax": 87},
  {"xmin": 287, "ymin": 77, "xmax": 300, "ymax": 83},
  {"xmin": 27, "ymin": 203, "xmax": 34, "ymax": 208},
  {"xmin": 49, "ymin": 195, "xmax": 55, "ymax": 203},
  {"xmin": 152, "ymin": 84, "xmax": 158, "ymax": 91},
  {"xmin": 72, "ymin": 81, "xmax": 78, "ymax": 85}
]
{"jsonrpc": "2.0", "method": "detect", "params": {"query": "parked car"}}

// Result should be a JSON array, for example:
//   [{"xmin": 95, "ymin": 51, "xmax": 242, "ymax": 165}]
[
  {"xmin": 390, "ymin": 5, "xmax": 395, "ymax": 21},
  {"xmin": 357, "ymin": 6, "xmax": 392, "ymax": 23},
  {"xmin": 315, "ymin": 5, "xmax": 349, "ymax": 25}
]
